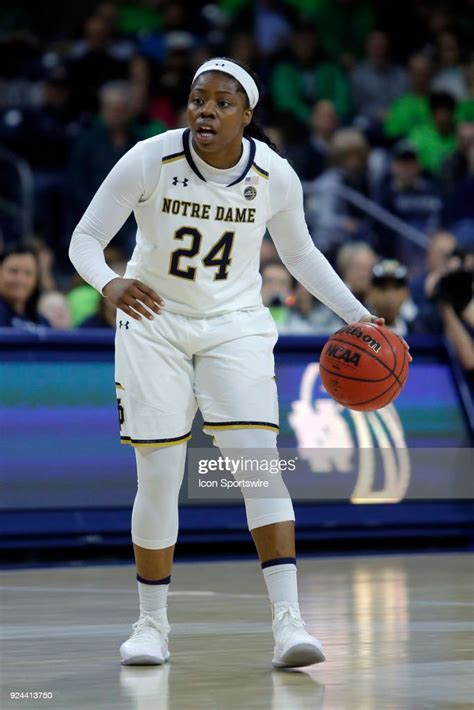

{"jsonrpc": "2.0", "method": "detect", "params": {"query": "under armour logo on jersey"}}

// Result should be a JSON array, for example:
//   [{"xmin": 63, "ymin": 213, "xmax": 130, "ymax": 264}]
[
  {"xmin": 119, "ymin": 320, "xmax": 130, "ymax": 329},
  {"xmin": 172, "ymin": 177, "xmax": 189, "ymax": 187}
]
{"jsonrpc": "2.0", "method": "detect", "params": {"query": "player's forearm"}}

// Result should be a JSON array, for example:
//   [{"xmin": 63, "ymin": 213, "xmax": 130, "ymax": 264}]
[
  {"xmin": 69, "ymin": 142, "xmax": 148, "ymax": 294},
  {"xmin": 269, "ymin": 208, "xmax": 369, "ymax": 323},
  {"xmin": 282, "ymin": 245, "xmax": 370, "ymax": 323},
  {"xmin": 69, "ymin": 232, "xmax": 120, "ymax": 294},
  {"xmin": 268, "ymin": 165, "xmax": 369, "ymax": 324}
]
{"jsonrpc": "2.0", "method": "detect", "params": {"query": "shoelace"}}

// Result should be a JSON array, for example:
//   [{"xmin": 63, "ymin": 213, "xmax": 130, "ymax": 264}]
[
  {"xmin": 275, "ymin": 606, "xmax": 306, "ymax": 628},
  {"xmin": 130, "ymin": 615, "xmax": 169, "ymax": 642}
]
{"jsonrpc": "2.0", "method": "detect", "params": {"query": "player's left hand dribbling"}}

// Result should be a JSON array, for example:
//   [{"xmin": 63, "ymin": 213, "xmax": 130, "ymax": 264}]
[{"xmin": 358, "ymin": 314, "xmax": 412, "ymax": 362}]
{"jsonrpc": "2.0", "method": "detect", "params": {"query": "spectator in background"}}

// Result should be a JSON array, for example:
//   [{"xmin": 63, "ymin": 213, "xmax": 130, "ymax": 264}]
[
  {"xmin": 152, "ymin": 32, "xmax": 196, "ymax": 126},
  {"xmin": 265, "ymin": 125, "xmax": 286, "ymax": 154},
  {"xmin": 67, "ymin": 272, "xmax": 100, "ymax": 328},
  {"xmin": 29, "ymin": 68, "xmax": 76, "ymax": 244},
  {"xmin": 128, "ymin": 54, "xmax": 169, "ymax": 137},
  {"xmin": 271, "ymin": 24, "xmax": 351, "ymax": 130},
  {"xmin": 350, "ymin": 30, "xmax": 407, "ymax": 128},
  {"xmin": 432, "ymin": 31, "xmax": 467, "ymax": 101},
  {"xmin": 384, "ymin": 54, "xmax": 433, "ymax": 140},
  {"xmin": 443, "ymin": 132, "xmax": 474, "ymax": 245},
  {"xmin": 0, "ymin": 31, "xmax": 40, "ymax": 111},
  {"xmin": 260, "ymin": 238, "xmax": 279, "ymax": 269},
  {"xmin": 228, "ymin": 33, "xmax": 259, "ymax": 71},
  {"xmin": 279, "ymin": 283, "xmax": 344, "ymax": 335},
  {"xmin": 93, "ymin": 2, "xmax": 137, "ymax": 62},
  {"xmin": 286, "ymin": 100, "xmax": 339, "ymax": 181},
  {"xmin": 366, "ymin": 259, "xmax": 423, "ymax": 336},
  {"xmin": 1, "ymin": 67, "xmax": 75, "ymax": 171},
  {"xmin": 0, "ymin": 243, "xmax": 50, "ymax": 329},
  {"xmin": 435, "ymin": 248, "xmax": 474, "ymax": 388},
  {"xmin": 411, "ymin": 230, "xmax": 457, "ymax": 333},
  {"xmin": 307, "ymin": 129, "xmax": 380, "ymax": 255},
  {"xmin": 79, "ymin": 292, "xmax": 121, "ymax": 328},
  {"xmin": 312, "ymin": 0, "xmax": 375, "ymax": 68},
  {"xmin": 38, "ymin": 291, "xmax": 72, "ymax": 329},
  {"xmin": 260, "ymin": 260, "xmax": 293, "ymax": 330},
  {"xmin": 116, "ymin": 0, "xmax": 164, "ymax": 35},
  {"xmin": 24, "ymin": 237, "xmax": 58, "ymax": 292},
  {"xmin": 336, "ymin": 241, "xmax": 377, "ymax": 304},
  {"xmin": 69, "ymin": 81, "xmax": 140, "ymax": 249},
  {"xmin": 441, "ymin": 121, "xmax": 474, "ymax": 196},
  {"xmin": 128, "ymin": 50, "xmax": 187, "ymax": 129},
  {"xmin": 252, "ymin": 1, "xmax": 292, "ymax": 59},
  {"xmin": 409, "ymin": 91, "xmax": 457, "ymax": 175},
  {"xmin": 456, "ymin": 60, "xmax": 474, "ymax": 123},
  {"xmin": 0, "ymin": 68, "xmax": 77, "ymax": 257},
  {"xmin": 378, "ymin": 140, "xmax": 442, "ymax": 259},
  {"xmin": 130, "ymin": 81, "xmax": 167, "ymax": 140},
  {"xmin": 68, "ymin": 15, "xmax": 128, "ymax": 116}
]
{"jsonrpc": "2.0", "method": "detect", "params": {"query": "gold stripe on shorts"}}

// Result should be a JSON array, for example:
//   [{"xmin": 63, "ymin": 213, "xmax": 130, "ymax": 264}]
[
  {"xmin": 203, "ymin": 421, "xmax": 279, "ymax": 433},
  {"xmin": 121, "ymin": 432, "xmax": 192, "ymax": 448}
]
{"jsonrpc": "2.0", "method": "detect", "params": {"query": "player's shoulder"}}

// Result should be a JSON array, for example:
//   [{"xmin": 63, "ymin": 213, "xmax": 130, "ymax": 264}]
[
  {"xmin": 132, "ymin": 129, "xmax": 186, "ymax": 185},
  {"xmin": 138, "ymin": 128, "xmax": 186, "ymax": 157},
  {"xmin": 252, "ymin": 138, "xmax": 294, "ymax": 181}
]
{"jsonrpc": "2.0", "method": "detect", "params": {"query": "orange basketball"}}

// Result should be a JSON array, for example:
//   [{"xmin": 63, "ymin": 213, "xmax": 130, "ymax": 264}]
[{"xmin": 319, "ymin": 323, "xmax": 409, "ymax": 411}]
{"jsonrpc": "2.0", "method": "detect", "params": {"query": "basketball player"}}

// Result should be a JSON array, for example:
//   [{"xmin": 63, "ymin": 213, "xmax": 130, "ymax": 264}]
[{"xmin": 70, "ymin": 58, "xmax": 410, "ymax": 668}]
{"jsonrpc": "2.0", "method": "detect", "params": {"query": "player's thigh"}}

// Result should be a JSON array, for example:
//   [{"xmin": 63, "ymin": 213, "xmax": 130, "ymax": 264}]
[
  {"xmin": 194, "ymin": 309, "xmax": 279, "ymax": 433},
  {"xmin": 115, "ymin": 310, "xmax": 197, "ymax": 445}
]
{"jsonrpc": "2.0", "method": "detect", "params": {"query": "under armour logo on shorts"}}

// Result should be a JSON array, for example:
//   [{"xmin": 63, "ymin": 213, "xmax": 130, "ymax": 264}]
[
  {"xmin": 172, "ymin": 177, "xmax": 189, "ymax": 186},
  {"xmin": 119, "ymin": 320, "xmax": 130, "ymax": 329}
]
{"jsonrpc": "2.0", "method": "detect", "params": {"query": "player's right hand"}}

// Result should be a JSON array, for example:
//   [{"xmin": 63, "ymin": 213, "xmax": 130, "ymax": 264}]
[{"xmin": 102, "ymin": 278, "xmax": 165, "ymax": 320}]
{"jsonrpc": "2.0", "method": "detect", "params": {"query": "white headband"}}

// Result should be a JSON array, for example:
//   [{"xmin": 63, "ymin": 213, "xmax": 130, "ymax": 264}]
[{"xmin": 192, "ymin": 58, "xmax": 259, "ymax": 109}]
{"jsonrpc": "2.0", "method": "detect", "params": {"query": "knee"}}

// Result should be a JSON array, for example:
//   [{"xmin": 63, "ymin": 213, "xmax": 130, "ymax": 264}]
[{"xmin": 135, "ymin": 443, "xmax": 186, "ymax": 495}]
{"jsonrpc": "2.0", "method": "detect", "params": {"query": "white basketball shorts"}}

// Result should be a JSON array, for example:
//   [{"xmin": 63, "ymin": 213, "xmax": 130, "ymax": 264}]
[{"xmin": 114, "ymin": 306, "xmax": 279, "ymax": 447}]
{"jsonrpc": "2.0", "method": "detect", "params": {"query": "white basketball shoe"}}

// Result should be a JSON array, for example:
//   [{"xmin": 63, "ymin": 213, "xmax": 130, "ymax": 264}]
[
  {"xmin": 272, "ymin": 604, "xmax": 325, "ymax": 668},
  {"xmin": 120, "ymin": 612, "xmax": 171, "ymax": 665}
]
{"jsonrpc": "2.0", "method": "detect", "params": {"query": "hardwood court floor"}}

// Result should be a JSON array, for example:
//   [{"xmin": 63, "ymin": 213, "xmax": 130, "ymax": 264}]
[{"xmin": 1, "ymin": 553, "xmax": 473, "ymax": 710}]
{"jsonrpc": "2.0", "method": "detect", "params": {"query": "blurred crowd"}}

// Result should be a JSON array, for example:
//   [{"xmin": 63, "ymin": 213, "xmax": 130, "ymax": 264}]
[{"xmin": 0, "ymin": 0, "xmax": 472, "ymax": 377}]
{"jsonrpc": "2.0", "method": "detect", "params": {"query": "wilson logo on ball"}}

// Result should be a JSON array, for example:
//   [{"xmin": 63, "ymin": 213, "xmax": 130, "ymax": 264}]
[
  {"xmin": 326, "ymin": 344, "xmax": 361, "ymax": 366},
  {"xmin": 320, "ymin": 322, "xmax": 409, "ymax": 411},
  {"xmin": 335, "ymin": 325, "xmax": 382, "ymax": 353}
]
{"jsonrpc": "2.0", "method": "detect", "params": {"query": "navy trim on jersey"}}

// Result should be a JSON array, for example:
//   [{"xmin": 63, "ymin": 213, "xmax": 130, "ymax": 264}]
[
  {"xmin": 182, "ymin": 128, "xmax": 257, "ymax": 187},
  {"xmin": 252, "ymin": 161, "xmax": 269, "ymax": 179},
  {"xmin": 162, "ymin": 150, "xmax": 185, "ymax": 164}
]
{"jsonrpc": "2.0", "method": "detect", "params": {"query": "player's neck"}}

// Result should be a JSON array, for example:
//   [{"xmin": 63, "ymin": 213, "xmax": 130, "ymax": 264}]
[{"xmin": 191, "ymin": 138, "xmax": 243, "ymax": 170}]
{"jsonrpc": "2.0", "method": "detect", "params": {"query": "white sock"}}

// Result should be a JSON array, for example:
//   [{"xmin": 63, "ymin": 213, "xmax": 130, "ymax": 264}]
[
  {"xmin": 262, "ymin": 560, "xmax": 298, "ymax": 610},
  {"xmin": 137, "ymin": 574, "xmax": 170, "ymax": 619}
]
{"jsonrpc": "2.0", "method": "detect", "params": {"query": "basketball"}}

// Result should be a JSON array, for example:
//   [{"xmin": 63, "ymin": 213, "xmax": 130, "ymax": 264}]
[{"xmin": 319, "ymin": 322, "xmax": 409, "ymax": 411}]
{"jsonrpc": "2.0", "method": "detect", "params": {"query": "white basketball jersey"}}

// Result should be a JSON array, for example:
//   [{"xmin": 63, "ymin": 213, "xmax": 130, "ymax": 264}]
[{"xmin": 125, "ymin": 129, "xmax": 272, "ymax": 317}]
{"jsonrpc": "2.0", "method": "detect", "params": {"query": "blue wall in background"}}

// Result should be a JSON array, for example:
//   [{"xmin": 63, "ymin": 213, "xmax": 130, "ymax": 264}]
[{"xmin": 0, "ymin": 330, "xmax": 472, "ymax": 551}]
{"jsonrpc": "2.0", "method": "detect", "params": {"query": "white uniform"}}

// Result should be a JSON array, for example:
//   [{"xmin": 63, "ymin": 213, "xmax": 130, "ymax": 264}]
[
  {"xmin": 126, "ymin": 128, "xmax": 272, "ymax": 317},
  {"xmin": 70, "ymin": 128, "xmax": 370, "ymax": 447}
]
